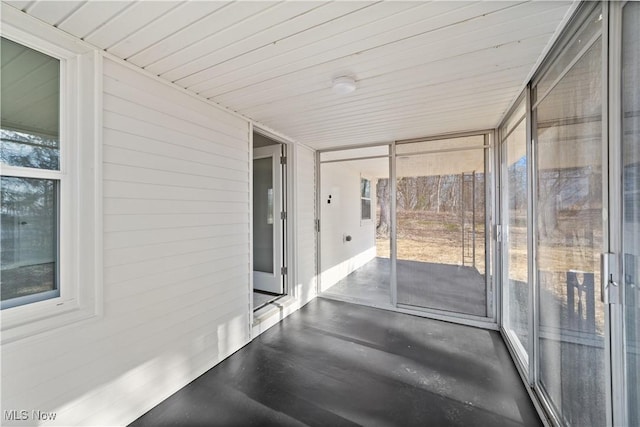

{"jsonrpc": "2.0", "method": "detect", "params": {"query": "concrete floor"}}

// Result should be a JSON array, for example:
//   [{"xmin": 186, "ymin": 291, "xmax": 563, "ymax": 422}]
[
  {"xmin": 322, "ymin": 257, "xmax": 392, "ymax": 308},
  {"xmin": 130, "ymin": 298, "xmax": 541, "ymax": 427},
  {"xmin": 323, "ymin": 257, "xmax": 487, "ymax": 317},
  {"xmin": 253, "ymin": 291, "xmax": 279, "ymax": 310},
  {"xmin": 396, "ymin": 259, "xmax": 486, "ymax": 317}
]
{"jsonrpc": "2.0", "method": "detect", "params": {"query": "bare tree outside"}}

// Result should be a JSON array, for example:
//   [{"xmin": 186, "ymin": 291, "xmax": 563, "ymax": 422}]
[{"xmin": 376, "ymin": 168, "xmax": 486, "ymax": 275}]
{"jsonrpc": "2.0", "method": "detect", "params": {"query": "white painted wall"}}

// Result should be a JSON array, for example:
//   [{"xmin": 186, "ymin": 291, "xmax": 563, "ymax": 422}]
[
  {"xmin": 320, "ymin": 161, "xmax": 377, "ymax": 291},
  {"xmin": 0, "ymin": 54, "xmax": 312, "ymax": 426},
  {"xmin": 0, "ymin": 9, "xmax": 319, "ymax": 426}
]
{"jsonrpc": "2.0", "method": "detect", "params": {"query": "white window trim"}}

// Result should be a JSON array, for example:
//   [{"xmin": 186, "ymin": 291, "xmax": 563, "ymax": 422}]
[{"xmin": 1, "ymin": 8, "xmax": 103, "ymax": 344}]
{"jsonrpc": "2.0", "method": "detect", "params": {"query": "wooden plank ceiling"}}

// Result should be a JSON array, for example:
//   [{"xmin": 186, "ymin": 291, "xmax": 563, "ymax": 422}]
[{"xmin": 4, "ymin": 1, "xmax": 573, "ymax": 149}]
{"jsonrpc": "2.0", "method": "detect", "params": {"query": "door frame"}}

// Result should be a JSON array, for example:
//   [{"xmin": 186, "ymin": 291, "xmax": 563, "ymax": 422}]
[
  {"xmin": 252, "ymin": 144, "xmax": 284, "ymax": 294},
  {"xmin": 497, "ymin": 90, "xmax": 530, "ymax": 371},
  {"xmin": 249, "ymin": 124, "xmax": 296, "ymax": 318},
  {"xmin": 607, "ymin": 1, "xmax": 629, "ymax": 425}
]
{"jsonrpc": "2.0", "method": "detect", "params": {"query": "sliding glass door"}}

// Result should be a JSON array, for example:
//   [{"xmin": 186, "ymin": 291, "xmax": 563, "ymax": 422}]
[
  {"xmin": 500, "ymin": 97, "xmax": 529, "ymax": 364},
  {"xmin": 621, "ymin": 2, "xmax": 640, "ymax": 424},
  {"xmin": 318, "ymin": 135, "xmax": 494, "ymax": 322},
  {"xmin": 395, "ymin": 136, "xmax": 489, "ymax": 319},
  {"xmin": 532, "ymin": 3, "xmax": 606, "ymax": 425},
  {"xmin": 498, "ymin": 3, "xmax": 640, "ymax": 425}
]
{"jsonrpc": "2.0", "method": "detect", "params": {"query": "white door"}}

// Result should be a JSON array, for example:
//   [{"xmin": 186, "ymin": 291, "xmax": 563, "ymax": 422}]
[{"xmin": 253, "ymin": 145, "xmax": 284, "ymax": 294}]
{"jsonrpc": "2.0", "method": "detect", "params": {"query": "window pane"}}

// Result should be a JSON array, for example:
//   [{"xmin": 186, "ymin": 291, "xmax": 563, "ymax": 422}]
[
  {"xmin": 622, "ymin": 2, "xmax": 640, "ymax": 424},
  {"xmin": 396, "ymin": 148, "xmax": 486, "ymax": 317},
  {"xmin": 1, "ymin": 177, "xmax": 58, "ymax": 307},
  {"xmin": 361, "ymin": 199, "xmax": 371, "ymax": 220},
  {"xmin": 253, "ymin": 158, "xmax": 274, "ymax": 274},
  {"xmin": 502, "ymin": 101, "xmax": 526, "ymax": 139},
  {"xmin": 320, "ymin": 145, "xmax": 389, "ymax": 162},
  {"xmin": 1, "ymin": 37, "xmax": 60, "ymax": 170},
  {"xmin": 1, "ymin": 129, "xmax": 59, "ymax": 170},
  {"xmin": 504, "ymin": 116, "xmax": 529, "ymax": 354},
  {"xmin": 360, "ymin": 178, "xmax": 370, "ymax": 198},
  {"xmin": 534, "ymin": 5, "xmax": 602, "ymax": 101},
  {"xmin": 396, "ymin": 135, "xmax": 485, "ymax": 155},
  {"xmin": 534, "ymin": 24, "xmax": 605, "ymax": 426}
]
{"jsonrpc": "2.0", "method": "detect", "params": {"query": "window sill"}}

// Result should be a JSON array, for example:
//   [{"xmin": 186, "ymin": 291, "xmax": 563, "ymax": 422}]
[{"xmin": 1, "ymin": 299, "xmax": 100, "ymax": 344}]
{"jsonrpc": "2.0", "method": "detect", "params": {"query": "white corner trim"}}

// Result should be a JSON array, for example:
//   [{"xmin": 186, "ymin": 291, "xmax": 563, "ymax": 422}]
[{"xmin": 89, "ymin": 50, "xmax": 105, "ymax": 318}]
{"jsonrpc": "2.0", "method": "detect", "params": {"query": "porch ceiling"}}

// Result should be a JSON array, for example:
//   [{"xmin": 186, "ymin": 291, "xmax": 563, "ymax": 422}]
[{"xmin": 5, "ymin": 1, "xmax": 573, "ymax": 149}]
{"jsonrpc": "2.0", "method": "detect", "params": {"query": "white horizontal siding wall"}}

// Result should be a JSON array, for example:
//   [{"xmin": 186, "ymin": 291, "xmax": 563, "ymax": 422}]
[
  {"xmin": 1, "ymin": 58, "xmax": 252, "ymax": 427},
  {"xmin": 295, "ymin": 145, "xmax": 317, "ymax": 304}
]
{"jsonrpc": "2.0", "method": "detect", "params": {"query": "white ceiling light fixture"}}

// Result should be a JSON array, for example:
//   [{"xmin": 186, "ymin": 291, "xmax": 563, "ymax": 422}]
[{"xmin": 332, "ymin": 76, "xmax": 357, "ymax": 95}]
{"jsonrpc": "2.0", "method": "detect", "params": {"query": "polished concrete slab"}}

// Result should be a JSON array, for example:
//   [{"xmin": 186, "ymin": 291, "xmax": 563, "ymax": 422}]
[
  {"xmin": 322, "ymin": 257, "xmax": 392, "ymax": 308},
  {"xmin": 323, "ymin": 257, "xmax": 486, "ymax": 317},
  {"xmin": 130, "ymin": 298, "xmax": 541, "ymax": 427}
]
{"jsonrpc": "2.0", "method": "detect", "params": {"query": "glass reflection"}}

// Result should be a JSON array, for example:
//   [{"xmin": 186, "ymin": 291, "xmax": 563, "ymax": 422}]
[
  {"xmin": 1, "ymin": 177, "xmax": 58, "ymax": 308},
  {"xmin": 534, "ymin": 12, "xmax": 605, "ymax": 425},
  {"xmin": 396, "ymin": 147, "xmax": 487, "ymax": 317},
  {"xmin": 253, "ymin": 157, "xmax": 274, "ymax": 274},
  {"xmin": 1, "ymin": 37, "xmax": 60, "ymax": 170},
  {"xmin": 504, "ymin": 115, "xmax": 529, "ymax": 353},
  {"xmin": 622, "ymin": 2, "xmax": 640, "ymax": 424}
]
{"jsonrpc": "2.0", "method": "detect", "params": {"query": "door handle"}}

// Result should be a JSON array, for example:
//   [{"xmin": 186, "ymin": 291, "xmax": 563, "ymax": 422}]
[{"xmin": 601, "ymin": 253, "xmax": 620, "ymax": 304}]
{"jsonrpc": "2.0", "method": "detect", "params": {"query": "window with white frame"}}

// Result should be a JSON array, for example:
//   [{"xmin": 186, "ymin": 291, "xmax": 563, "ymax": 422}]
[
  {"xmin": 360, "ymin": 177, "xmax": 372, "ymax": 221},
  {"xmin": 0, "ymin": 10, "xmax": 102, "ymax": 343},
  {"xmin": 1, "ymin": 37, "xmax": 62, "ymax": 310}
]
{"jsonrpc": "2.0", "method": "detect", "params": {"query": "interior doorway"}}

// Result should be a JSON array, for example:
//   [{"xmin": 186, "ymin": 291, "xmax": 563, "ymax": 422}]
[{"xmin": 252, "ymin": 131, "xmax": 287, "ymax": 311}]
